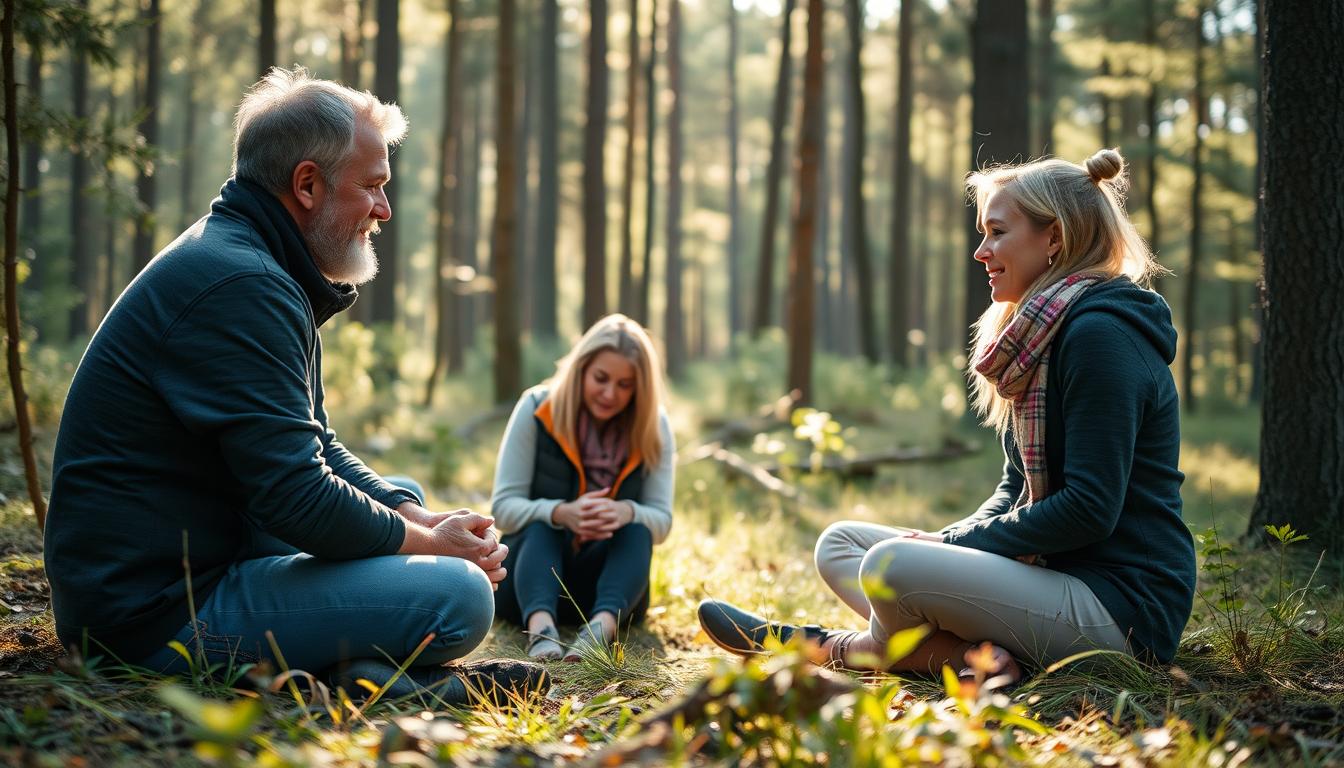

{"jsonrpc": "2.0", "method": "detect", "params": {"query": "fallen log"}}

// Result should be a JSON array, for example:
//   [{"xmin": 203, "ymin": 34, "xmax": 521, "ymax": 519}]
[
  {"xmin": 760, "ymin": 439, "xmax": 980, "ymax": 478},
  {"xmin": 681, "ymin": 443, "xmax": 804, "ymax": 502}
]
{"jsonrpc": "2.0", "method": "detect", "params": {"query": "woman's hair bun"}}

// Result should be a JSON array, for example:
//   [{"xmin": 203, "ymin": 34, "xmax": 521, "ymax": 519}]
[{"xmin": 1085, "ymin": 148, "xmax": 1124, "ymax": 183}]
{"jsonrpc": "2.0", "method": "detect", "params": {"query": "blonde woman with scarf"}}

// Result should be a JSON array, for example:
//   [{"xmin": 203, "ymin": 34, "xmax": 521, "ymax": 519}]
[
  {"xmin": 491, "ymin": 315, "xmax": 674, "ymax": 661},
  {"xmin": 698, "ymin": 149, "xmax": 1195, "ymax": 686}
]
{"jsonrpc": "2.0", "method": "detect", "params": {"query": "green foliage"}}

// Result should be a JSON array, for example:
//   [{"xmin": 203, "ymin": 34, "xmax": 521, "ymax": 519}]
[
  {"xmin": 1193, "ymin": 520, "xmax": 1325, "ymax": 675},
  {"xmin": 651, "ymin": 642, "xmax": 1047, "ymax": 767}
]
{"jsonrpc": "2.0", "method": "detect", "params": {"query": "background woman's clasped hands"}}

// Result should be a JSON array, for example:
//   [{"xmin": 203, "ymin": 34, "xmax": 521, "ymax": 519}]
[{"xmin": 552, "ymin": 487, "xmax": 635, "ymax": 544}]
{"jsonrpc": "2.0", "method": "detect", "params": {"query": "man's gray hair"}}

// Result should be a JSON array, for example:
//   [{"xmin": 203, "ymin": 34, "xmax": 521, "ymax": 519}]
[{"xmin": 232, "ymin": 66, "xmax": 408, "ymax": 195}]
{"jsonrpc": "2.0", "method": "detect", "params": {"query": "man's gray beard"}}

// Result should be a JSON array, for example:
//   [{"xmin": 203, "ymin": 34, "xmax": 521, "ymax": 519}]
[{"xmin": 304, "ymin": 204, "xmax": 380, "ymax": 286}]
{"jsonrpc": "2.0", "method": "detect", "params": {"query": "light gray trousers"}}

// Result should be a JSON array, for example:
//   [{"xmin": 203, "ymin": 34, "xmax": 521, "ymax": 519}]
[{"xmin": 813, "ymin": 521, "xmax": 1130, "ymax": 666}]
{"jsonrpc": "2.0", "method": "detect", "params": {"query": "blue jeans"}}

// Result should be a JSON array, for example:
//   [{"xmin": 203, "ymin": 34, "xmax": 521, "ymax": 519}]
[
  {"xmin": 494, "ymin": 521, "xmax": 652, "ymax": 628},
  {"xmin": 140, "ymin": 477, "xmax": 495, "ymax": 675}
]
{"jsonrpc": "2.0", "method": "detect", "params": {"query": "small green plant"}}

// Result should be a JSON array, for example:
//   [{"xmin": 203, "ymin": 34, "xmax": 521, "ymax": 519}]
[{"xmin": 1194, "ymin": 521, "xmax": 1321, "ymax": 673}]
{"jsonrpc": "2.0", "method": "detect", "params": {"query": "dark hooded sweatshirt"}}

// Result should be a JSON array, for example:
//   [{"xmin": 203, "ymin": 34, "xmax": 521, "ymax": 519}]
[
  {"xmin": 941, "ymin": 278, "xmax": 1195, "ymax": 663},
  {"xmin": 45, "ymin": 179, "xmax": 414, "ymax": 663}
]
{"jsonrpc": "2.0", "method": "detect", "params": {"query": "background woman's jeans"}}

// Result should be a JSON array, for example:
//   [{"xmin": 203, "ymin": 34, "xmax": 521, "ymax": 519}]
[
  {"xmin": 139, "ymin": 477, "xmax": 495, "ymax": 676},
  {"xmin": 494, "ymin": 521, "xmax": 652, "ymax": 628}
]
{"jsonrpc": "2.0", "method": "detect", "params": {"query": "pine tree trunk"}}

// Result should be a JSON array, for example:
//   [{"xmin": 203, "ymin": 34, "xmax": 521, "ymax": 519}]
[
  {"xmin": 965, "ymin": 0, "xmax": 1029, "ymax": 342},
  {"xmin": 371, "ymin": 0, "xmax": 401, "ymax": 325},
  {"xmin": 517, "ymin": 11, "xmax": 535, "ymax": 334},
  {"xmin": 663, "ymin": 0, "xmax": 685, "ymax": 377},
  {"xmin": 534, "ymin": 0, "xmax": 559, "ymax": 340},
  {"xmin": 4, "ymin": 0, "xmax": 46, "ymax": 526},
  {"xmin": 1145, "ymin": 0, "xmax": 1163, "ymax": 294},
  {"xmin": 19, "ymin": 36, "xmax": 40, "ymax": 296},
  {"xmin": 426, "ymin": 0, "xmax": 464, "ymax": 406},
  {"xmin": 1249, "ymin": 0, "xmax": 1265, "ymax": 403},
  {"xmin": 583, "ymin": 0, "xmax": 610, "ymax": 327},
  {"xmin": 1036, "ymin": 0, "xmax": 1054, "ymax": 153},
  {"xmin": 786, "ymin": 0, "xmax": 824, "ymax": 404},
  {"xmin": 813, "ymin": 67, "xmax": 830, "ymax": 353},
  {"xmin": 259, "ymin": 0, "xmax": 277, "ymax": 76},
  {"xmin": 888, "ymin": 0, "xmax": 914, "ymax": 367},
  {"xmin": 843, "ymin": 0, "xmax": 877, "ymax": 362},
  {"xmin": 1183, "ymin": 1, "xmax": 1205, "ymax": 412},
  {"xmin": 1248, "ymin": 0, "xmax": 1344, "ymax": 551},
  {"xmin": 726, "ymin": 0, "xmax": 741, "ymax": 339},
  {"xmin": 67, "ymin": 0, "xmax": 91, "ymax": 340},
  {"xmin": 751, "ymin": 0, "xmax": 796, "ymax": 336},
  {"xmin": 131, "ymin": 0, "xmax": 161, "ymax": 275},
  {"xmin": 494, "ymin": 0, "xmax": 522, "ymax": 402},
  {"xmin": 637, "ymin": 0, "xmax": 658, "ymax": 325},
  {"xmin": 618, "ymin": 0, "xmax": 640, "ymax": 315}
]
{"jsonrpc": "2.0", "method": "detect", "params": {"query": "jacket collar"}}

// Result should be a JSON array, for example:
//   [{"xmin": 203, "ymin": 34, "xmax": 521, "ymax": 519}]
[{"xmin": 212, "ymin": 178, "xmax": 358, "ymax": 327}]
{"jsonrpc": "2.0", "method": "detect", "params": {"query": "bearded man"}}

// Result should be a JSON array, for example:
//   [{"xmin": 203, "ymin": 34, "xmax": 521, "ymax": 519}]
[{"xmin": 44, "ymin": 68, "xmax": 545, "ymax": 703}]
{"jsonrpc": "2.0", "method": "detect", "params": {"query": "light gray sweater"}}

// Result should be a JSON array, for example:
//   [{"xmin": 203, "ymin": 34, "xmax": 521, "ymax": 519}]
[{"xmin": 490, "ymin": 386, "xmax": 676, "ymax": 544}]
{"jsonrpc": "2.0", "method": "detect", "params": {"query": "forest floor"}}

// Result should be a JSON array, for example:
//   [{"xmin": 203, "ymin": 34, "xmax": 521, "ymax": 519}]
[{"xmin": 2, "ymin": 356, "xmax": 1342, "ymax": 766}]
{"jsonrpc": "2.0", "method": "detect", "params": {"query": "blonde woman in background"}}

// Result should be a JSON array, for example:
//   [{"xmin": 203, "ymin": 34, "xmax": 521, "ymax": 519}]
[
  {"xmin": 699, "ymin": 149, "xmax": 1195, "ymax": 685},
  {"xmin": 491, "ymin": 315, "xmax": 675, "ymax": 661}
]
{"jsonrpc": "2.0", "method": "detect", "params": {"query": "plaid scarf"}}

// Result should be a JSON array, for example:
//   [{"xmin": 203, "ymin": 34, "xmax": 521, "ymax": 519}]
[{"xmin": 974, "ymin": 273, "xmax": 1103, "ymax": 504}]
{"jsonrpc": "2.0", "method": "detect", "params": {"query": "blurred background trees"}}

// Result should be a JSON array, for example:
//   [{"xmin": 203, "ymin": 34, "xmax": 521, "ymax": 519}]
[
  {"xmin": 5, "ymin": 0, "xmax": 1269, "ymax": 418},
  {"xmin": 4, "ymin": 0, "xmax": 1269, "ymax": 410}
]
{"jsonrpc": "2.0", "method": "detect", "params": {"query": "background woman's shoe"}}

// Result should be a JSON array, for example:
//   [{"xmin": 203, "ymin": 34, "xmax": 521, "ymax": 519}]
[
  {"xmin": 563, "ymin": 618, "xmax": 612, "ymax": 662},
  {"xmin": 696, "ymin": 599, "xmax": 830, "ymax": 656},
  {"xmin": 526, "ymin": 624, "xmax": 565, "ymax": 661}
]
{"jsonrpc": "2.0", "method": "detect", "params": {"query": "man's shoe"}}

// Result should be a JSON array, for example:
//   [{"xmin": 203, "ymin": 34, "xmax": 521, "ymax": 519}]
[
  {"xmin": 334, "ymin": 658, "xmax": 550, "ymax": 707},
  {"xmin": 696, "ymin": 599, "xmax": 831, "ymax": 657}
]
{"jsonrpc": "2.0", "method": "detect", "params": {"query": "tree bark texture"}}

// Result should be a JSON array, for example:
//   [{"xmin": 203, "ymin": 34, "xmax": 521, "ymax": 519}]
[
  {"xmin": 786, "ymin": 0, "xmax": 824, "ymax": 404},
  {"xmin": 3, "ymin": 0, "xmax": 48, "ymax": 526},
  {"xmin": 751, "ymin": 0, "xmax": 796, "ymax": 336},
  {"xmin": 583, "ymin": 0, "xmax": 610, "ymax": 327},
  {"xmin": 1248, "ymin": 0, "xmax": 1344, "ymax": 551}
]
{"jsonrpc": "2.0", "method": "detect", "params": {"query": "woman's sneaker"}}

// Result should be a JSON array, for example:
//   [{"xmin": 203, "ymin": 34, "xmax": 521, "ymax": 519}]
[
  {"xmin": 563, "ymin": 618, "xmax": 613, "ymax": 662},
  {"xmin": 525, "ymin": 624, "xmax": 565, "ymax": 661}
]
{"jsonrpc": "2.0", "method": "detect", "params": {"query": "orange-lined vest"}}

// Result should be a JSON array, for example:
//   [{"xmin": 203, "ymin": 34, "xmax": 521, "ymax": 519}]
[{"xmin": 530, "ymin": 397, "xmax": 646, "ymax": 503}]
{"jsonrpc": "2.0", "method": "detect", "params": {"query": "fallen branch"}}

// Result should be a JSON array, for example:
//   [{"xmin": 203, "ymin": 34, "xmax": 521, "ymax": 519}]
[
  {"xmin": 761, "ymin": 439, "xmax": 980, "ymax": 478},
  {"xmin": 682, "ymin": 443, "xmax": 803, "ymax": 502}
]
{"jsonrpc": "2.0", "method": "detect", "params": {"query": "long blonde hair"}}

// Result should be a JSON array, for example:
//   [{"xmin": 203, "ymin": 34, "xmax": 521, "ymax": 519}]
[
  {"xmin": 546, "ymin": 314, "xmax": 667, "ymax": 468},
  {"xmin": 966, "ymin": 148, "xmax": 1164, "ymax": 432}
]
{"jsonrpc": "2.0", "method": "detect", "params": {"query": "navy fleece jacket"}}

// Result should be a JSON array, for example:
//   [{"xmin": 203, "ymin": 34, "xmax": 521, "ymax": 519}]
[
  {"xmin": 941, "ymin": 278, "xmax": 1196, "ymax": 663},
  {"xmin": 45, "ymin": 179, "xmax": 415, "ymax": 663}
]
